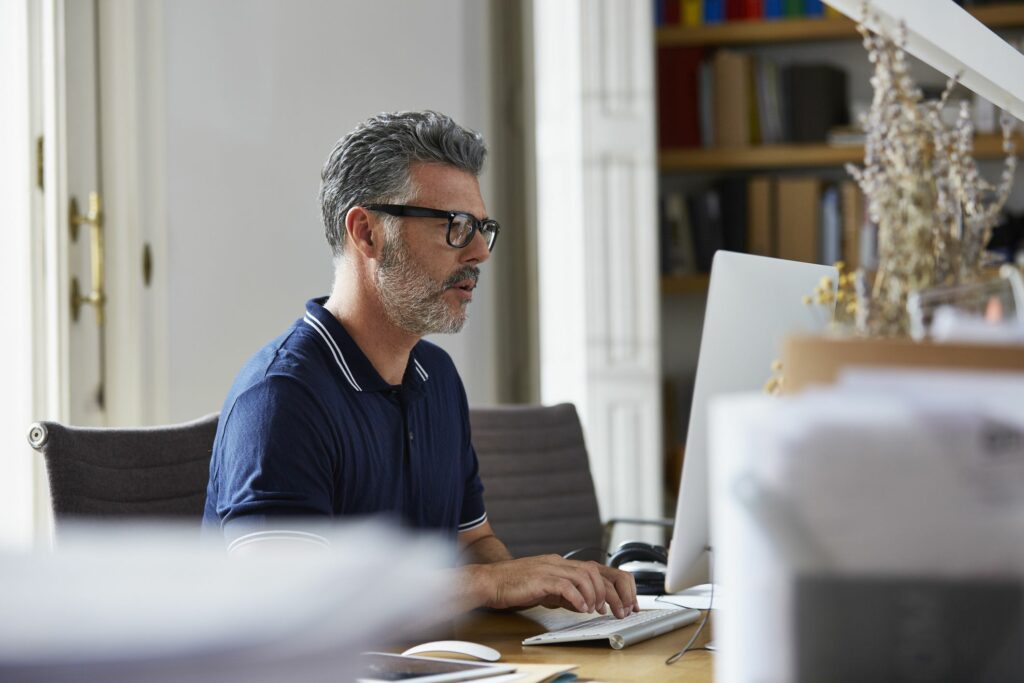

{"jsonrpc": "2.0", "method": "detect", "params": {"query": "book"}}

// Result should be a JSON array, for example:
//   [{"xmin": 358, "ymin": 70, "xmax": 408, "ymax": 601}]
[
  {"xmin": 764, "ymin": 0, "xmax": 784, "ymax": 17},
  {"xmin": 688, "ymin": 189, "xmax": 726, "ymax": 272},
  {"xmin": 785, "ymin": 63, "xmax": 849, "ymax": 143},
  {"xmin": 699, "ymin": 60, "xmax": 716, "ymax": 148},
  {"xmin": 704, "ymin": 0, "xmax": 725, "ymax": 23},
  {"xmin": 819, "ymin": 184, "xmax": 842, "ymax": 265},
  {"xmin": 657, "ymin": 47, "xmax": 705, "ymax": 148},
  {"xmin": 665, "ymin": 0, "xmax": 682, "ymax": 24},
  {"xmin": 747, "ymin": 175, "xmax": 775, "ymax": 256},
  {"xmin": 713, "ymin": 50, "xmax": 753, "ymax": 148},
  {"xmin": 776, "ymin": 177, "xmax": 820, "ymax": 263},
  {"xmin": 682, "ymin": 0, "xmax": 703, "ymax": 26},
  {"xmin": 725, "ymin": 0, "xmax": 745, "ymax": 20},
  {"xmin": 717, "ymin": 178, "xmax": 749, "ymax": 253},
  {"xmin": 783, "ymin": 0, "xmax": 803, "ymax": 16},
  {"xmin": 664, "ymin": 190, "xmax": 698, "ymax": 274},
  {"xmin": 840, "ymin": 180, "xmax": 865, "ymax": 270},
  {"xmin": 803, "ymin": 0, "xmax": 824, "ymax": 16},
  {"xmin": 755, "ymin": 59, "xmax": 785, "ymax": 144},
  {"xmin": 744, "ymin": 0, "xmax": 764, "ymax": 18}
]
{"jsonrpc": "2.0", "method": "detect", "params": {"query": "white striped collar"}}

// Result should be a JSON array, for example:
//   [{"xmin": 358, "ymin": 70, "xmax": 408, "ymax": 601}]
[
  {"xmin": 303, "ymin": 312, "xmax": 363, "ymax": 392},
  {"xmin": 413, "ymin": 358, "xmax": 429, "ymax": 382},
  {"xmin": 302, "ymin": 301, "xmax": 431, "ymax": 393}
]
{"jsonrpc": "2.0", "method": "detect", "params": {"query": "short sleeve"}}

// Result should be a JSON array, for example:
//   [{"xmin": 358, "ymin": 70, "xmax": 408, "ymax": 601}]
[{"xmin": 209, "ymin": 375, "xmax": 336, "ymax": 544}]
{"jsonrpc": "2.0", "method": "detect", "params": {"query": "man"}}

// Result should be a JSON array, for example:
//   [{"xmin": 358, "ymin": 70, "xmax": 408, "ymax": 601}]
[{"xmin": 203, "ymin": 111, "xmax": 638, "ymax": 618}]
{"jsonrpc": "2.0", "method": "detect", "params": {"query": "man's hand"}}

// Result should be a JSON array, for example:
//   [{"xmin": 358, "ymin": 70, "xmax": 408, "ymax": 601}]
[{"xmin": 465, "ymin": 554, "xmax": 639, "ymax": 619}]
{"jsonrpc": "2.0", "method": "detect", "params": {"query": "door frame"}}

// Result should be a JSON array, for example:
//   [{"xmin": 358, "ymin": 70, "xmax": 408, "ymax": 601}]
[{"xmin": 5, "ymin": 0, "xmax": 170, "ymax": 545}]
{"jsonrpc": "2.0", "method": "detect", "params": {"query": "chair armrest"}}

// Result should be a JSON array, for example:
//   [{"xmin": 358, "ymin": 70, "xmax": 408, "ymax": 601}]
[{"xmin": 601, "ymin": 517, "xmax": 674, "ymax": 553}]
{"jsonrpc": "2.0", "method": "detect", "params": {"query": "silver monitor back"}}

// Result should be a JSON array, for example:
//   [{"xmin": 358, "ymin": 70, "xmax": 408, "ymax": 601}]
[{"xmin": 665, "ymin": 251, "xmax": 837, "ymax": 593}]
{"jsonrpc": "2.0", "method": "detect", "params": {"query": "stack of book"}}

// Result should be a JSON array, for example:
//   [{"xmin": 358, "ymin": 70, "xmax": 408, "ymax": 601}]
[
  {"xmin": 657, "ymin": 48, "xmax": 849, "ymax": 149},
  {"xmin": 654, "ymin": 0, "xmax": 842, "ymax": 26},
  {"xmin": 659, "ymin": 177, "xmax": 871, "ymax": 274}
]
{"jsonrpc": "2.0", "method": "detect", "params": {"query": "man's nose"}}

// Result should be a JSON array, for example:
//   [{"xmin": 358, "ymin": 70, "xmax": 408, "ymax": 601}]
[{"xmin": 460, "ymin": 228, "xmax": 491, "ymax": 265}]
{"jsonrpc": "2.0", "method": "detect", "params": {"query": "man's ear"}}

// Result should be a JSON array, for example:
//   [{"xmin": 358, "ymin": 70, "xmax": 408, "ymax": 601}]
[{"xmin": 344, "ymin": 206, "xmax": 378, "ymax": 258}]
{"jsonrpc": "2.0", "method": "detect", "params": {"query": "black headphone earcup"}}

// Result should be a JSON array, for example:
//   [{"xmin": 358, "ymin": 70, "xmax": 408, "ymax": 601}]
[{"xmin": 608, "ymin": 542, "xmax": 669, "ymax": 568}]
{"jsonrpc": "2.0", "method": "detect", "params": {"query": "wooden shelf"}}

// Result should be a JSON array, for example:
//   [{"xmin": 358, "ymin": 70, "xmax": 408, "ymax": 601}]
[
  {"xmin": 656, "ymin": 5, "xmax": 1024, "ymax": 47},
  {"xmin": 661, "ymin": 274, "xmax": 710, "ymax": 295},
  {"xmin": 660, "ymin": 134, "xmax": 1022, "ymax": 172}
]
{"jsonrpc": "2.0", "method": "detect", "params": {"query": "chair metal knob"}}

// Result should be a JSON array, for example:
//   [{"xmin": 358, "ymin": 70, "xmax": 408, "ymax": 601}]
[{"xmin": 27, "ymin": 423, "xmax": 49, "ymax": 450}]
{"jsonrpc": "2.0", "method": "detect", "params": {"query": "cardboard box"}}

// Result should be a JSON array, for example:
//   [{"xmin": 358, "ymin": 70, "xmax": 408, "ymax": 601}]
[{"xmin": 782, "ymin": 334, "xmax": 1024, "ymax": 394}]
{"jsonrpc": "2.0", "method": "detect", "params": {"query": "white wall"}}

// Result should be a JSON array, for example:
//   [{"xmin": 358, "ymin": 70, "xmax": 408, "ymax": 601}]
[{"xmin": 158, "ymin": 0, "xmax": 496, "ymax": 422}]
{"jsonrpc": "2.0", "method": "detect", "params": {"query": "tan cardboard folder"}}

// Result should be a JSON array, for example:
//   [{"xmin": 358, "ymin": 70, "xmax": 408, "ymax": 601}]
[{"xmin": 783, "ymin": 335, "xmax": 1024, "ymax": 394}]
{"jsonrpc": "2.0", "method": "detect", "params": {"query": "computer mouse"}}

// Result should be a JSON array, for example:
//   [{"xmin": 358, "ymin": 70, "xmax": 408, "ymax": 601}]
[{"xmin": 401, "ymin": 640, "xmax": 502, "ymax": 662}]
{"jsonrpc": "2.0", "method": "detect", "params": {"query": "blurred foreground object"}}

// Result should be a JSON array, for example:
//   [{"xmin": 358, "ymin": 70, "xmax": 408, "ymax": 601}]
[
  {"xmin": 710, "ymin": 370, "xmax": 1024, "ymax": 683},
  {"xmin": 0, "ymin": 522, "xmax": 452, "ymax": 683}
]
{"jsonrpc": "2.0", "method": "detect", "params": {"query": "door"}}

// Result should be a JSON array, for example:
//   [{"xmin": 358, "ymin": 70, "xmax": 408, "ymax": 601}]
[{"xmin": 62, "ymin": 0, "xmax": 107, "ymax": 426}]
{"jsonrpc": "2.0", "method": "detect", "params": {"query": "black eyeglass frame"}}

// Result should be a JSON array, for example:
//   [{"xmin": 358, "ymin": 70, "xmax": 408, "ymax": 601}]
[{"xmin": 364, "ymin": 204, "xmax": 500, "ymax": 251}]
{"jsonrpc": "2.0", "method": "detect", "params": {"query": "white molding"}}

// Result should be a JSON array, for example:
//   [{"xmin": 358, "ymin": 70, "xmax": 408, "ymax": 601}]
[
  {"xmin": 534, "ymin": 0, "xmax": 588, "ymax": 419},
  {"xmin": 0, "ymin": 0, "xmax": 40, "ymax": 549},
  {"xmin": 533, "ymin": 0, "xmax": 662, "ymax": 535},
  {"xmin": 96, "ymin": 0, "xmax": 170, "ymax": 425},
  {"xmin": 41, "ymin": 0, "xmax": 70, "ymax": 424},
  {"xmin": 825, "ymin": 0, "xmax": 1024, "ymax": 123}
]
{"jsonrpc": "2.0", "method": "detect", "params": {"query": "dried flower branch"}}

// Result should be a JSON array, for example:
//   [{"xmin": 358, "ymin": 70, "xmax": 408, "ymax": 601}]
[{"xmin": 843, "ymin": 1, "xmax": 1017, "ymax": 337}]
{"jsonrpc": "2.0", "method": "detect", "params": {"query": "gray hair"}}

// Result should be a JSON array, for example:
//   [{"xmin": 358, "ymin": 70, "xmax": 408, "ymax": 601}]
[{"xmin": 319, "ymin": 111, "xmax": 487, "ymax": 257}]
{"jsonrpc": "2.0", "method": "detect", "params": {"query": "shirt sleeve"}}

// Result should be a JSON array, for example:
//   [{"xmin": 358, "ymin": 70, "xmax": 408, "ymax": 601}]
[
  {"xmin": 209, "ymin": 374, "xmax": 336, "ymax": 546},
  {"xmin": 455, "ymin": 377, "xmax": 487, "ymax": 534}
]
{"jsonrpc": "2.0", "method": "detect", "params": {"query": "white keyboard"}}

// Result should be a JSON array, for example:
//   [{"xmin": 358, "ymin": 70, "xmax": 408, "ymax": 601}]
[{"xmin": 522, "ymin": 608, "xmax": 701, "ymax": 650}]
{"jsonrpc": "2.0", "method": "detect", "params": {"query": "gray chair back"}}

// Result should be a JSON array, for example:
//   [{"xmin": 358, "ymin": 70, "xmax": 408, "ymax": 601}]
[
  {"xmin": 469, "ymin": 403, "xmax": 603, "ymax": 558},
  {"xmin": 26, "ymin": 414, "xmax": 219, "ymax": 520}
]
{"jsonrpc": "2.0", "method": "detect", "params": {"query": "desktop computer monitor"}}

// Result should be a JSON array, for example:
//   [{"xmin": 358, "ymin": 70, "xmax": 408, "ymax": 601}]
[{"xmin": 664, "ymin": 251, "xmax": 838, "ymax": 593}]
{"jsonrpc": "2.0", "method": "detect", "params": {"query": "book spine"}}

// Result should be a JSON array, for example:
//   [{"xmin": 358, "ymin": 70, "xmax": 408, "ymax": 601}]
[
  {"xmin": 682, "ymin": 0, "xmax": 704, "ymax": 26},
  {"xmin": 764, "ymin": 0, "xmax": 783, "ymax": 18},
  {"xmin": 803, "ymin": 0, "xmax": 824, "ymax": 16},
  {"xmin": 747, "ymin": 176, "xmax": 776, "ymax": 257},
  {"xmin": 776, "ymin": 177, "xmax": 820, "ymax": 264},
  {"xmin": 665, "ymin": 0, "xmax": 682, "ymax": 24},
  {"xmin": 704, "ymin": 0, "xmax": 725, "ymax": 23},
  {"xmin": 783, "ymin": 0, "xmax": 803, "ymax": 17}
]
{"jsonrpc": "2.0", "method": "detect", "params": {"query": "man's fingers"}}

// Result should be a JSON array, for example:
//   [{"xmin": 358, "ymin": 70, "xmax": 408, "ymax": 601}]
[
  {"xmin": 600, "ymin": 577, "xmax": 623, "ymax": 617},
  {"xmin": 548, "ymin": 577, "xmax": 588, "ymax": 613},
  {"xmin": 600, "ymin": 565, "xmax": 639, "ymax": 614}
]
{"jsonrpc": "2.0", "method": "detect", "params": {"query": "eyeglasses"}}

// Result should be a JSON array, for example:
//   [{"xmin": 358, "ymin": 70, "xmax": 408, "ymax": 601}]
[{"xmin": 365, "ymin": 204, "xmax": 500, "ymax": 252}]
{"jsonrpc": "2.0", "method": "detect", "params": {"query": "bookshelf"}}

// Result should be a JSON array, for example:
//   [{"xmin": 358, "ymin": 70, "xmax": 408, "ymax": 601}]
[
  {"xmin": 661, "ymin": 273, "xmax": 710, "ymax": 295},
  {"xmin": 656, "ymin": 5, "xmax": 1024, "ymax": 47},
  {"xmin": 660, "ymin": 133, "xmax": 1024, "ymax": 172}
]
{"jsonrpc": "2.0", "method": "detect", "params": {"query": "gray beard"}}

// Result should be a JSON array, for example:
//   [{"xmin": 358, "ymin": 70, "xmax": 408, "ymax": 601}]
[{"xmin": 374, "ymin": 234, "xmax": 469, "ymax": 336}]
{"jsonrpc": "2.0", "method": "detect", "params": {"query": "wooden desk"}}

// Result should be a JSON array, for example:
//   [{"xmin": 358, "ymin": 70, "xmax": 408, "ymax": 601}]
[{"xmin": 450, "ymin": 610, "xmax": 713, "ymax": 682}]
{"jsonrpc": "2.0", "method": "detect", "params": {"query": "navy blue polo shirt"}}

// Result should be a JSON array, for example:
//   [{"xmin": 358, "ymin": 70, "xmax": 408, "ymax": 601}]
[{"xmin": 202, "ymin": 298, "xmax": 487, "ymax": 545}]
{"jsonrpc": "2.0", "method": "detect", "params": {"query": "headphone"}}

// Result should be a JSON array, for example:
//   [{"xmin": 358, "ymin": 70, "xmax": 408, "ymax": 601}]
[
  {"xmin": 608, "ymin": 542, "xmax": 669, "ymax": 595},
  {"xmin": 608, "ymin": 541, "xmax": 668, "ymax": 567}
]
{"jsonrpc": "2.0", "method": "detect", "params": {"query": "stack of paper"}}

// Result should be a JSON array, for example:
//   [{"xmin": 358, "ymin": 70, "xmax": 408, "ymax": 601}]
[
  {"xmin": 709, "ymin": 370, "xmax": 1024, "ymax": 683},
  {"xmin": 0, "ymin": 521, "xmax": 453, "ymax": 683}
]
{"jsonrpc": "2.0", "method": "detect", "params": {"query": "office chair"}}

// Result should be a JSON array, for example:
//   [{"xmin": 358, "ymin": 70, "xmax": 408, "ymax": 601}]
[
  {"xmin": 26, "ymin": 413, "xmax": 219, "ymax": 521},
  {"xmin": 469, "ymin": 403, "xmax": 672, "ymax": 560},
  {"xmin": 469, "ymin": 403, "xmax": 603, "ymax": 558}
]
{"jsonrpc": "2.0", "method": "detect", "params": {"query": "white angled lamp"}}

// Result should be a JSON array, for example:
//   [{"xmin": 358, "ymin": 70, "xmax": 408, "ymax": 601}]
[{"xmin": 824, "ymin": 0, "xmax": 1024, "ymax": 124}]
